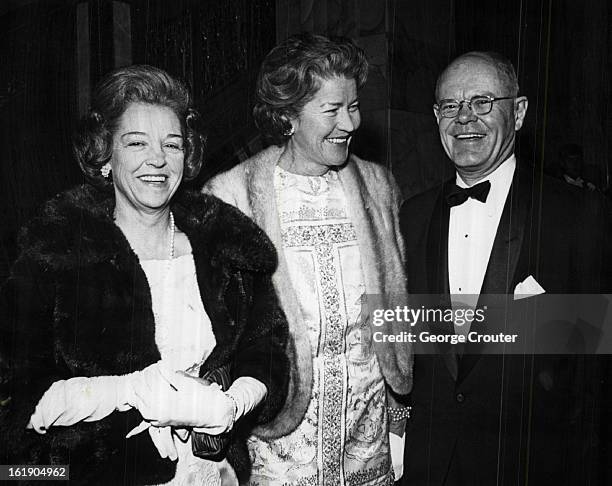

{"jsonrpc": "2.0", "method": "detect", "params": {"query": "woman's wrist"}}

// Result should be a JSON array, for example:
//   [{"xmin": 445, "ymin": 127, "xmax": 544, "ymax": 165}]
[
  {"xmin": 224, "ymin": 391, "xmax": 239, "ymax": 430},
  {"xmin": 226, "ymin": 376, "xmax": 267, "ymax": 422}
]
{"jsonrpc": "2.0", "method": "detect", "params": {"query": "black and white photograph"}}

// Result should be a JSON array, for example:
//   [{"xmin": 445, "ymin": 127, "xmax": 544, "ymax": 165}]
[{"xmin": 1, "ymin": 0, "xmax": 611, "ymax": 484}]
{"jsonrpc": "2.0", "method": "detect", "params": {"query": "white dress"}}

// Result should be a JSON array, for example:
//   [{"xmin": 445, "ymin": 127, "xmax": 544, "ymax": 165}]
[
  {"xmin": 141, "ymin": 253, "xmax": 235, "ymax": 486},
  {"xmin": 246, "ymin": 167, "xmax": 392, "ymax": 486}
]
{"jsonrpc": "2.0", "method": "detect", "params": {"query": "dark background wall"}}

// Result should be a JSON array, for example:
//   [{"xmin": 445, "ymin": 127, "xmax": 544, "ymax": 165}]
[{"xmin": 1, "ymin": 0, "xmax": 610, "ymax": 276}]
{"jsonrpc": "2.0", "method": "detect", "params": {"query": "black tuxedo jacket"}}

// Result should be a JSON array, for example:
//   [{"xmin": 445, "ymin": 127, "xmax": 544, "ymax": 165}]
[{"xmin": 398, "ymin": 163, "xmax": 612, "ymax": 485}]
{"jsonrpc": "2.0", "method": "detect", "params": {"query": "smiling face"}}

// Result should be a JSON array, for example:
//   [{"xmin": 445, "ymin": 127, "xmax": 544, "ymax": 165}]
[
  {"xmin": 434, "ymin": 58, "xmax": 528, "ymax": 183},
  {"xmin": 111, "ymin": 102, "xmax": 184, "ymax": 215},
  {"xmin": 286, "ymin": 76, "xmax": 361, "ymax": 176}
]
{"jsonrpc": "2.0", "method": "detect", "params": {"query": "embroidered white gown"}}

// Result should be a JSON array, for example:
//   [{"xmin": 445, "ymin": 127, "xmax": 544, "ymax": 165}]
[
  {"xmin": 246, "ymin": 167, "xmax": 393, "ymax": 486},
  {"xmin": 141, "ymin": 253, "xmax": 236, "ymax": 486}
]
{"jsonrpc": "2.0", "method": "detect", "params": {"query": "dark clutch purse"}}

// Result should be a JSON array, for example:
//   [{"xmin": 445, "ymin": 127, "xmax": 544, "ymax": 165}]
[{"xmin": 191, "ymin": 364, "xmax": 233, "ymax": 460}]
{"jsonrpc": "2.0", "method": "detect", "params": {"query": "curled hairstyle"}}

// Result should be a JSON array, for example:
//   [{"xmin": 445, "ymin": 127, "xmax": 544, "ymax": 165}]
[
  {"xmin": 253, "ymin": 33, "xmax": 369, "ymax": 146},
  {"xmin": 74, "ymin": 65, "xmax": 206, "ymax": 188},
  {"xmin": 436, "ymin": 51, "xmax": 520, "ymax": 100}
]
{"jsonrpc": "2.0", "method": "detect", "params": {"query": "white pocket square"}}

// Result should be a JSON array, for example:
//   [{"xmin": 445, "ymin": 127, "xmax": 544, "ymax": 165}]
[{"xmin": 513, "ymin": 275, "xmax": 546, "ymax": 300}]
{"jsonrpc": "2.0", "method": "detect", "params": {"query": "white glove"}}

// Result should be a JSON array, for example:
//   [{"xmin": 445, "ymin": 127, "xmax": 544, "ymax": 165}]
[
  {"xmin": 27, "ymin": 362, "xmax": 163, "ymax": 434},
  {"xmin": 192, "ymin": 376, "xmax": 267, "ymax": 434},
  {"xmin": 147, "ymin": 426, "xmax": 178, "ymax": 461},
  {"xmin": 28, "ymin": 376, "xmax": 121, "ymax": 434},
  {"xmin": 131, "ymin": 366, "xmax": 234, "ymax": 433},
  {"xmin": 390, "ymin": 431, "xmax": 406, "ymax": 481}
]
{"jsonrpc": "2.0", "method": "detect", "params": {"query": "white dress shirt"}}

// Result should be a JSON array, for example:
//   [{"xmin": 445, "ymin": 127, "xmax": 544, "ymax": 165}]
[{"xmin": 448, "ymin": 156, "xmax": 516, "ymax": 332}]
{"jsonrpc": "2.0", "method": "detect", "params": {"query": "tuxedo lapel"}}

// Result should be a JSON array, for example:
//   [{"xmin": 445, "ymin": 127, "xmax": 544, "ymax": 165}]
[
  {"xmin": 426, "ymin": 180, "xmax": 459, "ymax": 380},
  {"xmin": 480, "ymin": 165, "xmax": 530, "ymax": 295},
  {"xmin": 428, "ymin": 181, "xmax": 452, "ymax": 296}
]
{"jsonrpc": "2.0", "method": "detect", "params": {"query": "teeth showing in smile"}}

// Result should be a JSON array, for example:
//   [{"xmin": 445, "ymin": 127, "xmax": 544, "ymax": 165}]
[
  {"xmin": 455, "ymin": 133, "xmax": 485, "ymax": 140},
  {"xmin": 139, "ymin": 175, "xmax": 166, "ymax": 182},
  {"xmin": 326, "ymin": 137, "xmax": 349, "ymax": 144}
]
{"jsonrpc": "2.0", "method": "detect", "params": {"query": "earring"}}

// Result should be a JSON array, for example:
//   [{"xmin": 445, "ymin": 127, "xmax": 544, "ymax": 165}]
[
  {"xmin": 100, "ymin": 163, "xmax": 111, "ymax": 178},
  {"xmin": 283, "ymin": 125, "xmax": 295, "ymax": 137}
]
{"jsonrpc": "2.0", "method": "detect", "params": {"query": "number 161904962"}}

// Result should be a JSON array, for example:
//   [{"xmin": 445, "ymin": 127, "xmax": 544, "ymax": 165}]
[{"xmin": 1, "ymin": 465, "xmax": 69, "ymax": 480}]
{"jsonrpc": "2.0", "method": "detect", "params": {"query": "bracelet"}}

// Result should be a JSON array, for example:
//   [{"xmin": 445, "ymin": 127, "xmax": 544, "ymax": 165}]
[
  {"xmin": 224, "ymin": 392, "xmax": 239, "ymax": 429},
  {"xmin": 388, "ymin": 405, "xmax": 412, "ymax": 422}
]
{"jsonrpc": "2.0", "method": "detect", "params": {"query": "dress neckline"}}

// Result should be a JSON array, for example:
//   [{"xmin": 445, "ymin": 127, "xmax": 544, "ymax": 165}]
[
  {"xmin": 140, "ymin": 252, "xmax": 193, "ymax": 264},
  {"xmin": 275, "ymin": 164, "xmax": 338, "ymax": 180}
]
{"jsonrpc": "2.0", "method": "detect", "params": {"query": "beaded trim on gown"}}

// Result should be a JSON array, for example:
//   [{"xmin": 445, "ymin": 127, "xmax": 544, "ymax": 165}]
[{"xmin": 246, "ymin": 167, "xmax": 392, "ymax": 486}]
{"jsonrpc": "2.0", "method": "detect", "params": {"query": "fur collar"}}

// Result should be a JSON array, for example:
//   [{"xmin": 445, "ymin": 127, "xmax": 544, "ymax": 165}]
[
  {"xmin": 18, "ymin": 184, "xmax": 277, "ymax": 274},
  {"xmin": 242, "ymin": 146, "xmax": 412, "ymax": 391},
  {"xmin": 206, "ymin": 145, "xmax": 413, "ymax": 438}
]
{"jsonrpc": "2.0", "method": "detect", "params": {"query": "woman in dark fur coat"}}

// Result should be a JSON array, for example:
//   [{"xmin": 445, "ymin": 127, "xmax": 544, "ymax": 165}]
[{"xmin": 0, "ymin": 65, "xmax": 288, "ymax": 485}]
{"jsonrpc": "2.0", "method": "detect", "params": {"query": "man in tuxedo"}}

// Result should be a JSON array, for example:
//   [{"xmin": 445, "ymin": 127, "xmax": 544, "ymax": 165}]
[{"xmin": 399, "ymin": 52, "xmax": 611, "ymax": 485}]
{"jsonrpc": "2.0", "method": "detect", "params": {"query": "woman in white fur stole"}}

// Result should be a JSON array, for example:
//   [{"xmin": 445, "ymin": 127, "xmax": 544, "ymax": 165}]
[{"xmin": 205, "ymin": 33, "xmax": 413, "ymax": 485}]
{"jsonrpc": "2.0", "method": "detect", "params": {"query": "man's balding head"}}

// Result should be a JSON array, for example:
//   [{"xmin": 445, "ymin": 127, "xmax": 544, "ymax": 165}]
[
  {"xmin": 435, "ymin": 52, "xmax": 519, "ymax": 102},
  {"xmin": 433, "ymin": 51, "xmax": 528, "ymax": 184}
]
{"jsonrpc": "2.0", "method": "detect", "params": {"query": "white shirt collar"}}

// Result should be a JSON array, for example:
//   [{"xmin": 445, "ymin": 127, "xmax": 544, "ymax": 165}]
[{"xmin": 447, "ymin": 155, "xmax": 517, "ymax": 311}]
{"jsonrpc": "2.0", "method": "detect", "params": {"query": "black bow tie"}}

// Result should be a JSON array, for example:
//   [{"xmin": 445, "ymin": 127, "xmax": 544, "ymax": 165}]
[{"xmin": 445, "ymin": 180, "xmax": 491, "ymax": 207}]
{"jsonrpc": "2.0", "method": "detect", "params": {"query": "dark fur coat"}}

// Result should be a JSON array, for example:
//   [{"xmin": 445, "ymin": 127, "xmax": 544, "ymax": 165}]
[{"xmin": 0, "ymin": 184, "xmax": 289, "ymax": 485}]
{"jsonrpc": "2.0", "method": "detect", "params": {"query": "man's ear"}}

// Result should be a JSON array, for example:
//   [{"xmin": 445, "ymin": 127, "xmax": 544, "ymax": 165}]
[
  {"xmin": 433, "ymin": 105, "xmax": 442, "ymax": 124},
  {"xmin": 514, "ymin": 96, "xmax": 528, "ymax": 131}
]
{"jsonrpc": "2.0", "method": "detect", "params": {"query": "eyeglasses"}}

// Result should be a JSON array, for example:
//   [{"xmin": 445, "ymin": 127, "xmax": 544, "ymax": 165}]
[{"xmin": 435, "ymin": 95, "xmax": 515, "ymax": 118}]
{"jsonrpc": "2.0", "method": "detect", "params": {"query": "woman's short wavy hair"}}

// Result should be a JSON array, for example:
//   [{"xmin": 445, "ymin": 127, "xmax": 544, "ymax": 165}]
[
  {"xmin": 74, "ymin": 65, "xmax": 205, "ymax": 188},
  {"xmin": 253, "ymin": 33, "xmax": 369, "ymax": 146}
]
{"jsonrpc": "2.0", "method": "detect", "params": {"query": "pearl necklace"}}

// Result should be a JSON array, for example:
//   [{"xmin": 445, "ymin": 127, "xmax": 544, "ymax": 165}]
[
  {"xmin": 167, "ymin": 211, "xmax": 175, "ymax": 267},
  {"xmin": 161, "ymin": 211, "xmax": 176, "ymax": 295},
  {"xmin": 149, "ymin": 212, "xmax": 175, "ymax": 304},
  {"xmin": 154, "ymin": 212, "xmax": 175, "ymax": 354}
]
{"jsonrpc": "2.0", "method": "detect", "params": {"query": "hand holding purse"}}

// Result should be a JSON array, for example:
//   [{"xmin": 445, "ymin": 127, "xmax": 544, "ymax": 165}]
[
  {"xmin": 191, "ymin": 364, "xmax": 234, "ymax": 460},
  {"xmin": 131, "ymin": 365, "xmax": 235, "ymax": 431}
]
